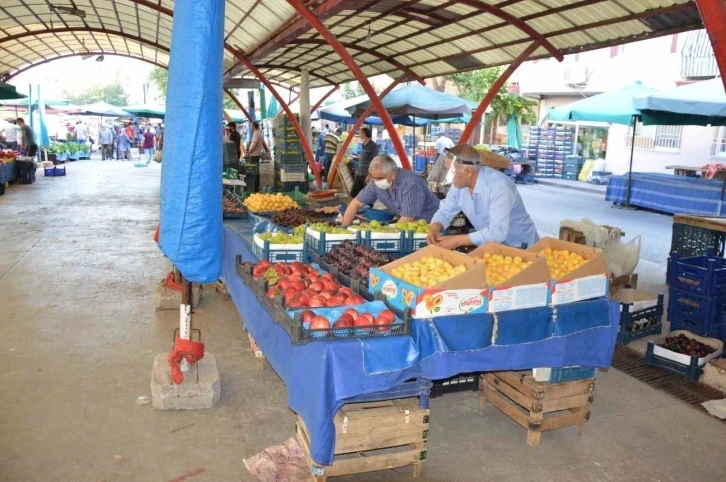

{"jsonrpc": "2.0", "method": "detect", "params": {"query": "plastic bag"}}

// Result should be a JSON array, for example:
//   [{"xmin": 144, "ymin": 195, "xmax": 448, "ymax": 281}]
[
  {"xmin": 560, "ymin": 218, "xmax": 610, "ymax": 248},
  {"xmin": 152, "ymin": 149, "xmax": 162, "ymax": 163},
  {"xmin": 604, "ymin": 235, "xmax": 641, "ymax": 277}
]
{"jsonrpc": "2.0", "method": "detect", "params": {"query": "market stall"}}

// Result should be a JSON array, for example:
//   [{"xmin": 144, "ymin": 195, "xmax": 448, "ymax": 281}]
[{"xmin": 220, "ymin": 213, "xmax": 620, "ymax": 466}]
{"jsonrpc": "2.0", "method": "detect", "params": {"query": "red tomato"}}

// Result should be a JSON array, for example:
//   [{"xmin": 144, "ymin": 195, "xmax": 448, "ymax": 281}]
[
  {"xmin": 334, "ymin": 314, "xmax": 354, "ymax": 328},
  {"xmin": 377, "ymin": 310, "xmax": 395, "ymax": 324},
  {"xmin": 301, "ymin": 310, "xmax": 316, "ymax": 323},
  {"xmin": 343, "ymin": 308, "xmax": 359, "ymax": 321},
  {"xmin": 310, "ymin": 316, "xmax": 331, "ymax": 330},
  {"xmin": 344, "ymin": 294, "xmax": 365, "ymax": 305}
]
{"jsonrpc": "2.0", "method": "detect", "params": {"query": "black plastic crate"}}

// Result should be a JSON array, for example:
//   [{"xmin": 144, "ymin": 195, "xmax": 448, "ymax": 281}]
[
  {"xmin": 345, "ymin": 378, "xmax": 432, "ymax": 409},
  {"xmin": 667, "ymin": 220, "xmax": 726, "ymax": 284},
  {"xmin": 430, "ymin": 373, "xmax": 481, "ymax": 398},
  {"xmin": 616, "ymin": 292, "xmax": 665, "ymax": 346},
  {"xmin": 645, "ymin": 341, "xmax": 704, "ymax": 381}
]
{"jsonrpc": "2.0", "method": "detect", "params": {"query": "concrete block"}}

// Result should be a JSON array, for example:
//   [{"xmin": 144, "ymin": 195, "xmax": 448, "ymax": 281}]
[
  {"xmin": 150, "ymin": 353, "xmax": 221, "ymax": 410},
  {"xmin": 154, "ymin": 282, "xmax": 202, "ymax": 310}
]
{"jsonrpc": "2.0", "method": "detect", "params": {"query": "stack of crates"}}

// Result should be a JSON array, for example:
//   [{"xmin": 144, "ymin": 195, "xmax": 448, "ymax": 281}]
[
  {"xmin": 563, "ymin": 155, "xmax": 584, "ymax": 181},
  {"xmin": 668, "ymin": 248, "xmax": 726, "ymax": 339},
  {"xmin": 527, "ymin": 126, "xmax": 574, "ymax": 178},
  {"xmin": 271, "ymin": 115, "xmax": 307, "ymax": 192}
]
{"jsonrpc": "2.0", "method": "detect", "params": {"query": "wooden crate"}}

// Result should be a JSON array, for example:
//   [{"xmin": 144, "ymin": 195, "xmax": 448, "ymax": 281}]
[
  {"xmin": 479, "ymin": 372, "xmax": 595, "ymax": 447},
  {"xmin": 296, "ymin": 398, "xmax": 429, "ymax": 481}
]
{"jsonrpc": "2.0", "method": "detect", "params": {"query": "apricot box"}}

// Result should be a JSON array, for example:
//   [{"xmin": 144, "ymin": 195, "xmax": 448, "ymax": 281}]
[
  {"xmin": 527, "ymin": 237, "xmax": 608, "ymax": 305},
  {"xmin": 368, "ymin": 245, "xmax": 487, "ymax": 318},
  {"xmin": 468, "ymin": 243, "xmax": 551, "ymax": 313}
]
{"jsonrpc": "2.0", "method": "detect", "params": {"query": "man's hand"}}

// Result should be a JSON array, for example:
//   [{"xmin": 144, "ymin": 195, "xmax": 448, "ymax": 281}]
[
  {"xmin": 436, "ymin": 234, "xmax": 467, "ymax": 250},
  {"xmin": 426, "ymin": 222, "xmax": 444, "ymax": 245}
]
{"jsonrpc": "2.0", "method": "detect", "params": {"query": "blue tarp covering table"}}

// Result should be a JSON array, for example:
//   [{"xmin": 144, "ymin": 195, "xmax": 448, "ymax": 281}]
[
  {"xmin": 220, "ymin": 223, "xmax": 619, "ymax": 465},
  {"xmin": 606, "ymin": 172, "xmax": 726, "ymax": 215},
  {"xmin": 0, "ymin": 162, "xmax": 15, "ymax": 184}
]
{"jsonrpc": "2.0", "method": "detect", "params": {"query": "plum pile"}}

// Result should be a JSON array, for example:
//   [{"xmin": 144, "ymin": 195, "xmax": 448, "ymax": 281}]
[
  {"xmin": 321, "ymin": 240, "xmax": 393, "ymax": 287},
  {"xmin": 659, "ymin": 333, "xmax": 716, "ymax": 358},
  {"xmin": 271, "ymin": 208, "xmax": 328, "ymax": 227}
]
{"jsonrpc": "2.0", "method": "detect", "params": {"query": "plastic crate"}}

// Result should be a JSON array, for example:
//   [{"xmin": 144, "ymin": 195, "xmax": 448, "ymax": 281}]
[
  {"xmin": 346, "ymin": 378, "xmax": 432, "ymax": 409},
  {"xmin": 430, "ymin": 373, "xmax": 480, "ymax": 398},
  {"xmin": 615, "ymin": 292, "xmax": 665, "ymax": 346},
  {"xmin": 668, "ymin": 221, "xmax": 726, "ymax": 283},
  {"xmin": 362, "ymin": 207, "xmax": 396, "ymax": 222},
  {"xmin": 251, "ymin": 236, "xmax": 307, "ymax": 263},
  {"xmin": 44, "ymin": 166, "xmax": 66, "ymax": 177},
  {"xmin": 670, "ymin": 248, "xmax": 726, "ymax": 296},
  {"xmin": 667, "ymin": 288, "xmax": 726, "ymax": 338},
  {"xmin": 280, "ymin": 300, "xmax": 412, "ymax": 344},
  {"xmin": 645, "ymin": 341, "xmax": 703, "ymax": 380},
  {"xmin": 305, "ymin": 228, "xmax": 361, "ymax": 257},
  {"xmin": 359, "ymin": 230, "xmax": 407, "ymax": 254},
  {"xmin": 532, "ymin": 366, "xmax": 598, "ymax": 383},
  {"xmin": 515, "ymin": 173, "xmax": 535, "ymax": 184},
  {"xmin": 407, "ymin": 232, "xmax": 428, "ymax": 253},
  {"xmin": 562, "ymin": 173, "xmax": 578, "ymax": 181}
]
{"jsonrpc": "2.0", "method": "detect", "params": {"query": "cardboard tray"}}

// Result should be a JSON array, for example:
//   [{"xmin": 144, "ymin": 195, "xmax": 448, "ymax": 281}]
[
  {"xmin": 369, "ymin": 245, "xmax": 487, "ymax": 318},
  {"xmin": 652, "ymin": 330, "xmax": 724, "ymax": 367},
  {"xmin": 528, "ymin": 237, "xmax": 608, "ymax": 305}
]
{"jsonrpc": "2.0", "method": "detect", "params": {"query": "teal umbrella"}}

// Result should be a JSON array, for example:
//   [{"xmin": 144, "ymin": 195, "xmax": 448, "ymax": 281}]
[
  {"xmin": 346, "ymin": 84, "xmax": 476, "ymax": 119},
  {"xmin": 0, "ymin": 82, "xmax": 26, "ymax": 100},
  {"xmin": 224, "ymin": 109, "xmax": 247, "ymax": 123},
  {"xmin": 548, "ymin": 81, "xmax": 658, "ymax": 206},
  {"xmin": 122, "ymin": 104, "xmax": 165, "ymax": 118},
  {"xmin": 633, "ymin": 77, "xmax": 726, "ymax": 126},
  {"xmin": 506, "ymin": 115, "xmax": 523, "ymax": 149},
  {"xmin": 267, "ymin": 95, "xmax": 280, "ymax": 118},
  {"xmin": 2, "ymin": 96, "xmax": 65, "ymax": 106}
]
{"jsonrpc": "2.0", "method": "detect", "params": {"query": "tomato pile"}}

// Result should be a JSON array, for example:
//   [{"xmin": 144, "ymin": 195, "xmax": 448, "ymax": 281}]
[
  {"xmin": 301, "ymin": 307, "xmax": 396, "ymax": 333},
  {"xmin": 251, "ymin": 260, "xmax": 366, "ymax": 309}
]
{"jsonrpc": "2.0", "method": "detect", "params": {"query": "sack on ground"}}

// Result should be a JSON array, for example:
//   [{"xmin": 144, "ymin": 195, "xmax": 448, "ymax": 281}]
[{"xmin": 153, "ymin": 149, "xmax": 162, "ymax": 163}]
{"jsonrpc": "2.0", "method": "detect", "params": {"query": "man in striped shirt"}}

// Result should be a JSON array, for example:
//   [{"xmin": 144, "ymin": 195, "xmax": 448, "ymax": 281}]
[
  {"xmin": 323, "ymin": 127, "xmax": 342, "ymax": 177},
  {"xmin": 342, "ymin": 155, "xmax": 440, "ymax": 226}
]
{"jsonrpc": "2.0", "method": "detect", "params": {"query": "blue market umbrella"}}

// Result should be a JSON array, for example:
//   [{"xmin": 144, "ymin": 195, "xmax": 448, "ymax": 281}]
[
  {"xmin": 549, "ymin": 81, "xmax": 658, "ymax": 205},
  {"xmin": 346, "ymin": 84, "xmax": 476, "ymax": 119},
  {"xmin": 633, "ymin": 77, "xmax": 726, "ymax": 126}
]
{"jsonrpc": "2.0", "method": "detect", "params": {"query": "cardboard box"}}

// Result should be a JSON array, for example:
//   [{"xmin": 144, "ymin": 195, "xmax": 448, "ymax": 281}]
[
  {"xmin": 528, "ymin": 237, "xmax": 608, "ymax": 305},
  {"xmin": 468, "ymin": 243, "xmax": 550, "ymax": 312},
  {"xmin": 368, "ymin": 245, "xmax": 487, "ymax": 318}
]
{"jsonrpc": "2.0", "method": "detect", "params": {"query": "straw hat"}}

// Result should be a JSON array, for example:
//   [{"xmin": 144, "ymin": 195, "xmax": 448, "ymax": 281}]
[{"xmin": 478, "ymin": 149, "xmax": 511, "ymax": 170}]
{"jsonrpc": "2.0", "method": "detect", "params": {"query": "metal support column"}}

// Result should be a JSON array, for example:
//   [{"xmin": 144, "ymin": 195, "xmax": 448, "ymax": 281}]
[
  {"xmin": 327, "ymin": 75, "xmax": 409, "ymax": 187},
  {"xmin": 460, "ymin": 42, "xmax": 540, "ymax": 144},
  {"xmin": 695, "ymin": 0, "xmax": 726, "ymax": 90},
  {"xmin": 285, "ymin": 0, "xmax": 412, "ymax": 170},
  {"xmin": 235, "ymin": 55, "xmax": 323, "ymax": 189}
]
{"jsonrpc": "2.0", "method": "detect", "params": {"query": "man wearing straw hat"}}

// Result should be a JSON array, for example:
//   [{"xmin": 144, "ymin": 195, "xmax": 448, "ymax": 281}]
[{"xmin": 427, "ymin": 144, "xmax": 538, "ymax": 249}]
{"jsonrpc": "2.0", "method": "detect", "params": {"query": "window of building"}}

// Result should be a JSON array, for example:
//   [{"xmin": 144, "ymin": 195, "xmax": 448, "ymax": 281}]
[
  {"xmin": 625, "ymin": 122, "xmax": 682, "ymax": 152},
  {"xmin": 712, "ymin": 126, "xmax": 726, "ymax": 157}
]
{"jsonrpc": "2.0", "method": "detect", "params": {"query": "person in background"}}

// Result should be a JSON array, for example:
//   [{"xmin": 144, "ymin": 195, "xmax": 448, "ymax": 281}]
[
  {"xmin": 427, "ymin": 144, "xmax": 538, "ymax": 249},
  {"xmin": 16, "ymin": 118, "xmax": 37, "ymax": 157},
  {"xmin": 316, "ymin": 124, "xmax": 328, "ymax": 164},
  {"xmin": 3, "ymin": 120, "xmax": 18, "ymax": 150},
  {"xmin": 248, "ymin": 121, "xmax": 263, "ymax": 191},
  {"xmin": 99, "ymin": 125, "xmax": 113, "ymax": 161},
  {"xmin": 227, "ymin": 122, "xmax": 242, "ymax": 161},
  {"xmin": 350, "ymin": 127, "xmax": 378, "ymax": 198},
  {"xmin": 342, "ymin": 155, "xmax": 440, "ymax": 226},
  {"xmin": 124, "ymin": 123, "xmax": 134, "ymax": 144},
  {"xmin": 117, "ymin": 127, "xmax": 130, "ymax": 161},
  {"xmin": 323, "ymin": 127, "xmax": 342, "ymax": 178},
  {"xmin": 434, "ymin": 130, "xmax": 454, "ymax": 154},
  {"xmin": 143, "ymin": 126, "xmax": 156, "ymax": 163},
  {"xmin": 75, "ymin": 121, "xmax": 88, "ymax": 146}
]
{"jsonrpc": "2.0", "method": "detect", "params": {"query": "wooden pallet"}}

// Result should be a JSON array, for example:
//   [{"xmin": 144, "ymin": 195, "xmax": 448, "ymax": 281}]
[
  {"xmin": 296, "ymin": 398, "xmax": 428, "ymax": 481},
  {"xmin": 480, "ymin": 372, "xmax": 595, "ymax": 447},
  {"xmin": 248, "ymin": 333, "xmax": 265, "ymax": 371}
]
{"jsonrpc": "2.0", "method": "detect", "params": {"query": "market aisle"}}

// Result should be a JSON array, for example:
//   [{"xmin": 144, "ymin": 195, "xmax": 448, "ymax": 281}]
[{"xmin": 1, "ymin": 161, "xmax": 725, "ymax": 482}]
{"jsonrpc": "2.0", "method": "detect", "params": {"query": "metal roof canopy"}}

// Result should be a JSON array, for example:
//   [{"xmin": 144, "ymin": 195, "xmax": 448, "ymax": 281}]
[{"xmin": 0, "ymin": 1, "xmax": 704, "ymax": 87}]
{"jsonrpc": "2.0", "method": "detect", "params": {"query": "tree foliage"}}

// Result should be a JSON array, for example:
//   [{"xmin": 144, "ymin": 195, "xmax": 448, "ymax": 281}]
[
  {"xmin": 149, "ymin": 66, "xmax": 236, "ymax": 109},
  {"xmin": 63, "ymin": 81, "xmax": 129, "ymax": 106},
  {"xmin": 446, "ymin": 67, "xmax": 537, "ymax": 125},
  {"xmin": 341, "ymin": 81, "xmax": 365, "ymax": 99}
]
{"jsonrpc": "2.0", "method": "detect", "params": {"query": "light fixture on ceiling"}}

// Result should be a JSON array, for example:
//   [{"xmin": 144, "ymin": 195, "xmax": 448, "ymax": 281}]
[
  {"xmin": 50, "ymin": 5, "xmax": 86, "ymax": 18},
  {"xmin": 96, "ymin": 55, "xmax": 104, "ymax": 62}
]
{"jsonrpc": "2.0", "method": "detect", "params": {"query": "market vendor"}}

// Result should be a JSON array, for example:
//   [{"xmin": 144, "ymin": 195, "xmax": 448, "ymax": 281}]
[
  {"xmin": 342, "ymin": 154, "xmax": 440, "ymax": 226},
  {"xmin": 427, "ymin": 144, "xmax": 538, "ymax": 249}
]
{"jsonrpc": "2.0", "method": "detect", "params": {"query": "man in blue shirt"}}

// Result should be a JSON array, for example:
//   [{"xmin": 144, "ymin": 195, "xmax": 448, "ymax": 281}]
[
  {"xmin": 342, "ymin": 155, "xmax": 440, "ymax": 225},
  {"xmin": 427, "ymin": 144, "xmax": 538, "ymax": 249}
]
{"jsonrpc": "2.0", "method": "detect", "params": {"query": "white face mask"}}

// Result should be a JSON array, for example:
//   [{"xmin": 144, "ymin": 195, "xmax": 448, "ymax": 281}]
[{"xmin": 374, "ymin": 178, "xmax": 391, "ymax": 190}]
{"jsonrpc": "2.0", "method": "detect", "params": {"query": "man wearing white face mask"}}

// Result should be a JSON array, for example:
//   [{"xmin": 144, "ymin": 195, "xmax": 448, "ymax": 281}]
[{"xmin": 342, "ymin": 155, "xmax": 440, "ymax": 226}]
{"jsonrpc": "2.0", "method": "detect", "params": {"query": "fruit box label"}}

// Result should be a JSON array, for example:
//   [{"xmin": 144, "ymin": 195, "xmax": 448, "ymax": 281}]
[
  {"xmin": 415, "ymin": 289, "xmax": 488, "ymax": 318},
  {"xmin": 487, "ymin": 282, "xmax": 550, "ymax": 313},
  {"xmin": 551, "ymin": 274, "xmax": 609, "ymax": 305}
]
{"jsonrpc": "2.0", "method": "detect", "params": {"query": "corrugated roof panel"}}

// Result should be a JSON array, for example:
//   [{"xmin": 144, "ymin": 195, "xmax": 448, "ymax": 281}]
[
  {"xmin": 457, "ymin": 35, "xmax": 492, "ymax": 52},
  {"xmin": 526, "ymin": 15, "xmax": 576, "ymax": 35},
  {"xmin": 502, "ymin": 1, "xmax": 547, "ymax": 18},
  {"xmin": 481, "ymin": 25, "xmax": 528, "ymax": 44}
]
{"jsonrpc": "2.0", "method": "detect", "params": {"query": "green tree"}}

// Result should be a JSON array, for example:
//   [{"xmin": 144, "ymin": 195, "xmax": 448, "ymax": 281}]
[
  {"xmin": 63, "ymin": 81, "xmax": 129, "ymax": 106},
  {"xmin": 447, "ymin": 67, "xmax": 537, "ymax": 143},
  {"xmin": 341, "ymin": 81, "xmax": 365, "ymax": 99},
  {"xmin": 149, "ymin": 67, "xmax": 236, "ymax": 108}
]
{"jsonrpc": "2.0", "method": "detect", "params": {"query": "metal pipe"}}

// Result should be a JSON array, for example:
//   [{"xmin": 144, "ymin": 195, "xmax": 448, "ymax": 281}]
[
  {"xmin": 460, "ymin": 42, "xmax": 540, "ymax": 144},
  {"xmin": 626, "ymin": 115, "xmax": 636, "ymax": 206},
  {"xmin": 285, "ymin": 0, "xmax": 412, "ymax": 170}
]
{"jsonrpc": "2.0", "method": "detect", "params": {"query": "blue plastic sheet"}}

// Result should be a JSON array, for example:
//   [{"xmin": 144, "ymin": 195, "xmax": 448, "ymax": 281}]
[
  {"xmin": 158, "ymin": 0, "xmax": 224, "ymax": 283},
  {"xmin": 220, "ymin": 225, "xmax": 619, "ymax": 465}
]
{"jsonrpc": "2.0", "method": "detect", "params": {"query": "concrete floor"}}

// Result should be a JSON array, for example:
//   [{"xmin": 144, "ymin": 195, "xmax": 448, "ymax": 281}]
[{"xmin": 1, "ymin": 160, "xmax": 725, "ymax": 482}]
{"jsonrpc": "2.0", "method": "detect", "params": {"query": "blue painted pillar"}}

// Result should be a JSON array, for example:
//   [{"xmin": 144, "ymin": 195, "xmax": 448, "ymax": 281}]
[{"xmin": 158, "ymin": 0, "xmax": 225, "ymax": 283}]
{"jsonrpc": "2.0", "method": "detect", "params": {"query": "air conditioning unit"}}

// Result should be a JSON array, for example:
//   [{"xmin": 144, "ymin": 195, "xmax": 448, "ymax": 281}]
[{"xmin": 563, "ymin": 65, "xmax": 589, "ymax": 86}]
